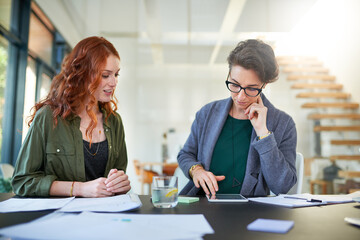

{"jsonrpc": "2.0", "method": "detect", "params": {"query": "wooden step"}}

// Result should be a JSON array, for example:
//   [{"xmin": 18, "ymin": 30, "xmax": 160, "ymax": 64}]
[
  {"xmin": 314, "ymin": 125, "xmax": 360, "ymax": 132},
  {"xmin": 283, "ymin": 67, "xmax": 329, "ymax": 73},
  {"xmin": 278, "ymin": 59, "xmax": 323, "ymax": 66},
  {"xmin": 291, "ymin": 83, "xmax": 343, "ymax": 89},
  {"xmin": 296, "ymin": 92, "xmax": 350, "ymax": 99},
  {"xmin": 276, "ymin": 56, "xmax": 317, "ymax": 61},
  {"xmin": 302, "ymin": 102, "xmax": 359, "ymax": 109},
  {"xmin": 287, "ymin": 75, "xmax": 336, "ymax": 81},
  {"xmin": 308, "ymin": 113, "xmax": 360, "ymax": 120},
  {"xmin": 338, "ymin": 170, "xmax": 360, "ymax": 178},
  {"xmin": 330, "ymin": 140, "xmax": 360, "ymax": 146},
  {"xmin": 330, "ymin": 155, "xmax": 360, "ymax": 161}
]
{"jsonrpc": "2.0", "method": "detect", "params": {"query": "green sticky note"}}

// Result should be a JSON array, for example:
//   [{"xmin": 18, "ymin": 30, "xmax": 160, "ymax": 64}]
[{"xmin": 178, "ymin": 196, "xmax": 199, "ymax": 203}]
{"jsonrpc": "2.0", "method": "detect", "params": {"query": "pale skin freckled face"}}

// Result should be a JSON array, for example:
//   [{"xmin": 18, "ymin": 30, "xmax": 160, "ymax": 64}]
[
  {"xmin": 229, "ymin": 65, "xmax": 264, "ymax": 113},
  {"xmin": 94, "ymin": 54, "xmax": 120, "ymax": 103}
]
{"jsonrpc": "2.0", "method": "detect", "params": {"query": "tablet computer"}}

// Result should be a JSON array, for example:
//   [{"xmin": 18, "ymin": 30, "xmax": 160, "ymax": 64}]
[{"xmin": 206, "ymin": 194, "xmax": 248, "ymax": 202}]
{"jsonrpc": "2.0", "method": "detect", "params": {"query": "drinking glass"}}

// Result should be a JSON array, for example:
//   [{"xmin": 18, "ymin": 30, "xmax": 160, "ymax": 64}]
[{"xmin": 151, "ymin": 176, "xmax": 178, "ymax": 208}]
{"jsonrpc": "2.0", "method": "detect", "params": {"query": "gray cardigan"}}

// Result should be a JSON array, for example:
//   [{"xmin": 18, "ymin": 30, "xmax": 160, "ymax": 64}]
[{"xmin": 177, "ymin": 94, "xmax": 297, "ymax": 197}]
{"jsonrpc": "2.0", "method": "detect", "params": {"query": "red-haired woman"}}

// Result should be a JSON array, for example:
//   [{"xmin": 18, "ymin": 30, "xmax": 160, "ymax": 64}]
[{"xmin": 12, "ymin": 36, "xmax": 131, "ymax": 197}]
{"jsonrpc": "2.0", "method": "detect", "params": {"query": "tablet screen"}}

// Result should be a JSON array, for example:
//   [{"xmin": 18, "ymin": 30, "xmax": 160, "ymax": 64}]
[{"xmin": 206, "ymin": 194, "xmax": 248, "ymax": 202}]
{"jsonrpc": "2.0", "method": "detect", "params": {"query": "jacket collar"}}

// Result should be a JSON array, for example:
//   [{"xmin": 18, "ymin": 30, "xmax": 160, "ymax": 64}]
[{"xmin": 67, "ymin": 106, "xmax": 111, "ymax": 129}]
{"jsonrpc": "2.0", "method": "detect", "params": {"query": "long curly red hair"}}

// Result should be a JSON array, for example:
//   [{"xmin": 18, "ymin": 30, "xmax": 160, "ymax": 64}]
[{"xmin": 28, "ymin": 36, "xmax": 120, "ymax": 141}]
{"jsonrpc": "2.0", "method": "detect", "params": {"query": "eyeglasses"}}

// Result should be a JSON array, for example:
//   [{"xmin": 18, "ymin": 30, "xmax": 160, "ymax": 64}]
[{"xmin": 225, "ymin": 72, "xmax": 264, "ymax": 97}]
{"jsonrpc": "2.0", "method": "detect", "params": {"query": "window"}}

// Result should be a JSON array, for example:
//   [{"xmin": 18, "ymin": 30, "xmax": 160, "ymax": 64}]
[
  {"xmin": 22, "ymin": 56, "xmax": 36, "ymax": 143},
  {"xmin": 0, "ymin": 0, "xmax": 12, "ymax": 31},
  {"xmin": 28, "ymin": 12, "xmax": 54, "ymax": 65},
  {"xmin": 0, "ymin": 0, "xmax": 70, "ymax": 165},
  {"xmin": 0, "ymin": 36, "xmax": 8, "ymax": 160},
  {"xmin": 39, "ymin": 72, "xmax": 51, "ymax": 100}
]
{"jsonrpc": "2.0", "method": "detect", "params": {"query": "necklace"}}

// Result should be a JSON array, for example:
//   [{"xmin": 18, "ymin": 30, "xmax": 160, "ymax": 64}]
[
  {"xmin": 80, "ymin": 125, "xmax": 103, "ymax": 142},
  {"xmin": 231, "ymin": 107, "xmax": 242, "ymax": 188},
  {"xmin": 83, "ymin": 141, "xmax": 101, "ymax": 156}
]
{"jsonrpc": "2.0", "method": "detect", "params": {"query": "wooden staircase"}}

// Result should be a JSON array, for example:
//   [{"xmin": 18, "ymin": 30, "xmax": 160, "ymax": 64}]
[
  {"xmin": 287, "ymin": 75, "xmax": 336, "ymax": 81},
  {"xmin": 297, "ymin": 92, "xmax": 350, "ymax": 99},
  {"xmin": 278, "ymin": 56, "xmax": 360, "ymax": 194},
  {"xmin": 308, "ymin": 113, "xmax": 360, "ymax": 120}
]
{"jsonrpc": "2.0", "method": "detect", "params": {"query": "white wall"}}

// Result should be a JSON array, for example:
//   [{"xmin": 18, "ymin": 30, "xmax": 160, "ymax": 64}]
[
  {"xmin": 276, "ymin": 0, "xmax": 360, "ymax": 104},
  {"xmin": 35, "ymin": 0, "xmax": 360, "ymax": 194},
  {"xmin": 117, "ymin": 63, "xmax": 229, "ymax": 194}
]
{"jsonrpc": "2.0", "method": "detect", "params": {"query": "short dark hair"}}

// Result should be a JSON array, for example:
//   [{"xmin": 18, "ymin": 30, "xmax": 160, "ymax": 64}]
[{"xmin": 227, "ymin": 39, "xmax": 279, "ymax": 84}]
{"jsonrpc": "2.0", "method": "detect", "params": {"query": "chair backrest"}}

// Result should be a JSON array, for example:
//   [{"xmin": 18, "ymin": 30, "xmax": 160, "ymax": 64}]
[
  {"xmin": 287, "ymin": 152, "xmax": 304, "ymax": 194},
  {"xmin": 173, "ymin": 167, "xmax": 188, "ymax": 193},
  {"xmin": 133, "ymin": 159, "xmax": 141, "ymax": 176},
  {"xmin": 0, "ymin": 163, "xmax": 15, "ymax": 179}
]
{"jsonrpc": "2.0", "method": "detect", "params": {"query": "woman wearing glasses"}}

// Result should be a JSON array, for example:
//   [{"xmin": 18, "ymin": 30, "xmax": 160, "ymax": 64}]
[{"xmin": 178, "ymin": 39, "xmax": 297, "ymax": 197}]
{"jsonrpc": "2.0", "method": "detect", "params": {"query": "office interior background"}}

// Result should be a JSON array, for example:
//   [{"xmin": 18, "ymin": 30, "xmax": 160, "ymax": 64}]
[{"xmin": 0, "ymin": 0, "xmax": 360, "ymax": 195}]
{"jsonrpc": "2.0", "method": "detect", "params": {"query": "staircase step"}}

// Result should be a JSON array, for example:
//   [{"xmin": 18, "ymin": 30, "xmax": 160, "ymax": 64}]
[
  {"xmin": 302, "ymin": 102, "xmax": 359, "ymax": 109},
  {"xmin": 296, "ymin": 92, "xmax": 350, "ymax": 99},
  {"xmin": 283, "ymin": 67, "xmax": 329, "ymax": 73},
  {"xmin": 287, "ymin": 75, "xmax": 336, "ymax": 81},
  {"xmin": 308, "ymin": 113, "xmax": 360, "ymax": 120},
  {"xmin": 291, "ymin": 83, "xmax": 343, "ymax": 89},
  {"xmin": 330, "ymin": 155, "xmax": 360, "ymax": 161},
  {"xmin": 330, "ymin": 140, "xmax": 360, "ymax": 146},
  {"xmin": 338, "ymin": 170, "xmax": 360, "ymax": 178},
  {"xmin": 276, "ymin": 56, "xmax": 317, "ymax": 61},
  {"xmin": 314, "ymin": 125, "xmax": 360, "ymax": 132},
  {"xmin": 278, "ymin": 59, "xmax": 323, "ymax": 66}
]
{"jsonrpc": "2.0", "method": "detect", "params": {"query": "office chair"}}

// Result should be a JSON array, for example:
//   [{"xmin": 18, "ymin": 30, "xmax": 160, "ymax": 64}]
[
  {"xmin": 0, "ymin": 163, "xmax": 14, "ymax": 179},
  {"xmin": 173, "ymin": 167, "xmax": 188, "ymax": 193},
  {"xmin": 287, "ymin": 152, "xmax": 304, "ymax": 194},
  {"xmin": 133, "ymin": 159, "xmax": 159, "ymax": 194},
  {"xmin": 0, "ymin": 163, "xmax": 14, "ymax": 193}
]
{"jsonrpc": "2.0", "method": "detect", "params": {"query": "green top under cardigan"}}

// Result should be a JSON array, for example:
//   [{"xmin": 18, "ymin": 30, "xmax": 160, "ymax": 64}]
[
  {"xmin": 210, "ymin": 115, "xmax": 252, "ymax": 193},
  {"xmin": 11, "ymin": 106, "xmax": 128, "ymax": 197}
]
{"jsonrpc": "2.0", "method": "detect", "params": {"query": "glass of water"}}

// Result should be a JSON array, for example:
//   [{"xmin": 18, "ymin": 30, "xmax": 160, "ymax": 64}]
[{"xmin": 151, "ymin": 176, "xmax": 178, "ymax": 208}]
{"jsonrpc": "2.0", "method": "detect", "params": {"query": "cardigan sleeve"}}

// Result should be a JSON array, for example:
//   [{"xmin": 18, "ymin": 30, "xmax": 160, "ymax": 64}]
[
  {"xmin": 252, "ymin": 115, "xmax": 297, "ymax": 194},
  {"xmin": 177, "ymin": 110, "xmax": 202, "ymax": 179}
]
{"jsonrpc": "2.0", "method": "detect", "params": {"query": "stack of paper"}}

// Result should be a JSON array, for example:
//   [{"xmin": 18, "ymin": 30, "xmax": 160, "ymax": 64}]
[
  {"xmin": 0, "ymin": 197, "xmax": 75, "ymax": 212},
  {"xmin": 247, "ymin": 218, "xmax": 294, "ymax": 233},
  {"xmin": 59, "ymin": 194, "xmax": 142, "ymax": 212},
  {"xmin": 0, "ymin": 194, "xmax": 141, "ymax": 213},
  {"xmin": 290, "ymin": 193, "xmax": 353, "ymax": 204},
  {"xmin": 0, "ymin": 212, "xmax": 214, "ymax": 240},
  {"xmin": 248, "ymin": 193, "xmax": 354, "ymax": 208},
  {"xmin": 248, "ymin": 195, "xmax": 324, "ymax": 208}
]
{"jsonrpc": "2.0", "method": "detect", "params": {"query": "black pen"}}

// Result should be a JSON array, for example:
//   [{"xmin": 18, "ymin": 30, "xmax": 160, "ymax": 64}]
[{"xmin": 283, "ymin": 196, "xmax": 323, "ymax": 203}]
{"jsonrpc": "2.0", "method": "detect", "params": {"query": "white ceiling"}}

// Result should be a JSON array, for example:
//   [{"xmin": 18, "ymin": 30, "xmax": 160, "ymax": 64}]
[{"xmin": 36, "ymin": 0, "xmax": 318, "ymax": 66}]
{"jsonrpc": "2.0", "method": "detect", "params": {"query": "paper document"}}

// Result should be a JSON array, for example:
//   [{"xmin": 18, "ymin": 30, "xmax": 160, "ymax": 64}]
[
  {"xmin": 289, "ymin": 193, "xmax": 353, "ymax": 203},
  {"xmin": 0, "ymin": 212, "xmax": 214, "ymax": 240},
  {"xmin": 249, "ymin": 195, "xmax": 324, "ymax": 208},
  {"xmin": 59, "ymin": 194, "xmax": 142, "ymax": 212},
  {"xmin": 0, "ymin": 197, "xmax": 74, "ymax": 213},
  {"xmin": 247, "ymin": 218, "xmax": 294, "ymax": 233},
  {"xmin": 249, "ymin": 193, "xmax": 354, "ymax": 208}
]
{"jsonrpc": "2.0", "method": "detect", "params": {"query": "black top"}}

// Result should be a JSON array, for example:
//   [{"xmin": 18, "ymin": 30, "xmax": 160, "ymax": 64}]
[{"xmin": 83, "ymin": 139, "xmax": 108, "ymax": 181}]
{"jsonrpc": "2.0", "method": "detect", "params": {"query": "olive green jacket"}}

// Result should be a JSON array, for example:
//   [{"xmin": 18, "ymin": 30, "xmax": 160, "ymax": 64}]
[{"xmin": 11, "ymin": 106, "xmax": 128, "ymax": 197}]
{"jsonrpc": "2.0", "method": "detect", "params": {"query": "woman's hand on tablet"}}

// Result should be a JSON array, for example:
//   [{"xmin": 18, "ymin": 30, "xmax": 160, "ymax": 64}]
[{"xmin": 192, "ymin": 167, "xmax": 225, "ymax": 196}]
